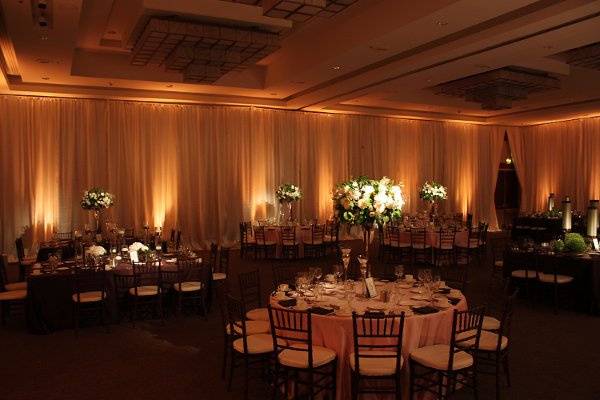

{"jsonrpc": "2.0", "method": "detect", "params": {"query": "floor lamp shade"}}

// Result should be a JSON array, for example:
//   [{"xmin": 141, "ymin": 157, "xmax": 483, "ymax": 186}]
[{"xmin": 562, "ymin": 197, "xmax": 572, "ymax": 231}]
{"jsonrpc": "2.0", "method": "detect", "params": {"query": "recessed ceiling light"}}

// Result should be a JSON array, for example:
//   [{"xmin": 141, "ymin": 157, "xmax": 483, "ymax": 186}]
[
  {"xmin": 332, "ymin": 65, "xmax": 342, "ymax": 71},
  {"xmin": 435, "ymin": 20, "xmax": 448, "ymax": 26},
  {"xmin": 41, "ymin": 76, "xmax": 49, "ymax": 80}
]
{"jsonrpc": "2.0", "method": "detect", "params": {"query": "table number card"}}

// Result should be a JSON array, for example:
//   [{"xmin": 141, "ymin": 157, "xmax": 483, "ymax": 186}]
[
  {"xmin": 364, "ymin": 277, "xmax": 378, "ymax": 298},
  {"xmin": 129, "ymin": 250, "xmax": 139, "ymax": 263}
]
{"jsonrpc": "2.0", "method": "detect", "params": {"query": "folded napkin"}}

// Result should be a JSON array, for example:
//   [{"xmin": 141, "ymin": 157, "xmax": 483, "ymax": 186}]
[
  {"xmin": 278, "ymin": 299, "xmax": 297, "ymax": 308},
  {"xmin": 411, "ymin": 305, "xmax": 439, "ymax": 315},
  {"xmin": 309, "ymin": 306, "xmax": 334, "ymax": 315}
]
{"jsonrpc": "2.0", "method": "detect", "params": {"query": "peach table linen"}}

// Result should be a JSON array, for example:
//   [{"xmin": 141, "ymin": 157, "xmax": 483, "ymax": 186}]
[{"xmin": 271, "ymin": 293, "xmax": 467, "ymax": 400}]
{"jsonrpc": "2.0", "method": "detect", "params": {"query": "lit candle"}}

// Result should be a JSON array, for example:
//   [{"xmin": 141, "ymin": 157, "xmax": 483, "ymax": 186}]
[
  {"xmin": 562, "ymin": 196, "xmax": 572, "ymax": 231},
  {"xmin": 587, "ymin": 200, "xmax": 599, "ymax": 238},
  {"xmin": 548, "ymin": 193, "xmax": 555, "ymax": 211}
]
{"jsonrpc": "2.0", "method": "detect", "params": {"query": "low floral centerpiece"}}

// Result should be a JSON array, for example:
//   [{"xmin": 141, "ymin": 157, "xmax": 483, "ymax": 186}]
[
  {"xmin": 87, "ymin": 245, "xmax": 107, "ymax": 257},
  {"xmin": 419, "ymin": 181, "xmax": 447, "ymax": 221},
  {"xmin": 129, "ymin": 241, "xmax": 150, "ymax": 254},
  {"xmin": 333, "ymin": 176, "xmax": 405, "ymax": 257},
  {"xmin": 276, "ymin": 183, "xmax": 302, "ymax": 223},
  {"xmin": 81, "ymin": 188, "xmax": 115, "ymax": 233}
]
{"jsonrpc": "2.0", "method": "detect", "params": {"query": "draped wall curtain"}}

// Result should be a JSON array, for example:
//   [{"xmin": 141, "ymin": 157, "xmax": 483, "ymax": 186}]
[
  {"xmin": 0, "ymin": 95, "xmax": 506, "ymax": 253},
  {"xmin": 508, "ymin": 116, "xmax": 600, "ymax": 213}
]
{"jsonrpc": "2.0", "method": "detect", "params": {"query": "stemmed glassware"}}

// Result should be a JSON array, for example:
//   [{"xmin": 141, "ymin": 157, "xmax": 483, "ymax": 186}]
[
  {"xmin": 341, "ymin": 248, "xmax": 351, "ymax": 280},
  {"xmin": 357, "ymin": 254, "xmax": 368, "ymax": 278},
  {"xmin": 394, "ymin": 265, "xmax": 404, "ymax": 281},
  {"xmin": 332, "ymin": 264, "xmax": 343, "ymax": 284}
]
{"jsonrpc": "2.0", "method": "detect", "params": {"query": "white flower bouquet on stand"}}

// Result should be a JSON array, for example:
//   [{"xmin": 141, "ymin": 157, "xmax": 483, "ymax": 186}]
[
  {"xmin": 275, "ymin": 183, "xmax": 302, "ymax": 223},
  {"xmin": 81, "ymin": 188, "xmax": 115, "ymax": 233},
  {"xmin": 418, "ymin": 181, "xmax": 447, "ymax": 221},
  {"xmin": 332, "ymin": 176, "xmax": 405, "ymax": 259}
]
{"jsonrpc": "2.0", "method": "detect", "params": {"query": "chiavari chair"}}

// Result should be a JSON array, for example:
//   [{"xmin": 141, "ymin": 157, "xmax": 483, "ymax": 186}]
[
  {"xmin": 268, "ymin": 306, "xmax": 337, "ymax": 400},
  {"xmin": 280, "ymin": 226, "xmax": 299, "ymax": 259},
  {"xmin": 536, "ymin": 256, "xmax": 574, "ymax": 314},
  {"xmin": 0, "ymin": 254, "xmax": 26, "ymax": 291},
  {"xmin": 170, "ymin": 257, "xmax": 208, "ymax": 318},
  {"xmin": 410, "ymin": 227, "xmax": 431, "ymax": 267},
  {"xmin": 303, "ymin": 224, "xmax": 325, "ymax": 258},
  {"xmin": 440, "ymin": 257, "xmax": 469, "ymax": 292},
  {"xmin": 129, "ymin": 260, "xmax": 164, "ymax": 325},
  {"xmin": 433, "ymin": 226, "xmax": 456, "ymax": 268},
  {"xmin": 459, "ymin": 289, "xmax": 518, "ymax": 400},
  {"xmin": 509, "ymin": 250, "xmax": 538, "ymax": 301},
  {"xmin": 72, "ymin": 266, "xmax": 109, "ymax": 333},
  {"xmin": 15, "ymin": 237, "xmax": 35, "ymax": 281},
  {"xmin": 254, "ymin": 226, "xmax": 277, "ymax": 259},
  {"xmin": 223, "ymin": 295, "xmax": 275, "ymax": 400},
  {"xmin": 0, "ymin": 254, "xmax": 26, "ymax": 326},
  {"xmin": 53, "ymin": 230, "xmax": 73, "ymax": 241},
  {"xmin": 323, "ymin": 219, "xmax": 340, "ymax": 255},
  {"xmin": 409, "ymin": 307, "xmax": 484, "ymax": 399},
  {"xmin": 481, "ymin": 270, "xmax": 510, "ymax": 331},
  {"xmin": 272, "ymin": 263, "xmax": 298, "ymax": 291},
  {"xmin": 456, "ymin": 221, "xmax": 487, "ymax": 266},
  {"xmin": 490, "ymin": 236, "xmax": 508, "ymax": 272},
  {"xmin": 239, "ymin": 270, "xmax": 269, "ymax": 322},
  {"xmin": 388, "ymin": 225, "xmax": 411, "ymax": 265},
  {"xmin": 350, "ymin": 311, "xmax": 406, "ymax": 399},
  {"xmin": 239, "ymin": 222, "xmax": 256, "ymax": 259}
]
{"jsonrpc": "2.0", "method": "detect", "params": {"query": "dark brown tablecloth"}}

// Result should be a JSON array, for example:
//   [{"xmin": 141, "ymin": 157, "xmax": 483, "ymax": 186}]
[
  {"xmin": 503, "ymin": 250, "xmax": 600, "ymax": 313},
  {"xmin": 26, "ymin": 270, "xmax": 118, "ymax": 334}
]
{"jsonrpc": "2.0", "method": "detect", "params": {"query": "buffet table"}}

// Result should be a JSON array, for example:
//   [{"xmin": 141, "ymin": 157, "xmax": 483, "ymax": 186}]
[
  {"xmin": 270, "ymin": 280, "xmax": 467, "ymax": 400},
  {"xmin": 503, "ymin": 249, "xmax": 600, "ymax": 313}
]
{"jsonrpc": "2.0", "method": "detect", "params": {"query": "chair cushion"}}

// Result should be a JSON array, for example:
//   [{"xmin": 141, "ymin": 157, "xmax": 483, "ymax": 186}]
[
  {"xmin": 323, "ymin": 235, "xmax": 336, "ymax": 242},
  {"xmin": 233, "ymin": 333, "xmax": 278, "ymax": 355},
  {"xmin": 226, "ymin": 320, "xmax": 271, "ymax": 336},
  {"xmin": 0, "ymin": 289, "xmax": 27, "ymax": 301},
  {"xmin": 434, "ymin": 244, "xmax": 454, "ymax": 250},
  {"xmin": 4, "ymin": 282, "xmax": 27, "ymax": 291},
  {"xmin": 258, "ymin": 241, "xmax": 277, "ymax": 246},
  {"xmin": 482, "ymin": 315, "xmax": 501, "ymax": 331},
  {"xmin": 282, "ymin": 240, "xmax": 299, "ymax": 246},
  {"xmin": 72, "ymin": 291, "xmax": 105, "ymax": 303},
  {"xmin": 278, "ymin": 343, "xmax": 336, "ymax": 368},
  {"xmin": 511, "ymin": 269, "xmax": 536, "ymax": 279},
  {"xmin": 244, "ymin": 237, "xmax": 256, "ymax": 244},
  {"xmin": 246, "ymin": 307, "xmax": 269, "ymax": 321},
  {"xmin": 212, "ymin": 272, "xmax": 227, "ymax": 281},
  {"xmin": 349, "ymin": 351, "xmax": 402, "ymax": 376},
  {"xmin": 128, "ymin": 285, "xmax": 159, "ymax": 296},
  {"xmin": 410, "ymin": 344, "xmax": 473, "ymax": 371},
  {"xmin": 538, "ymin": 273, "xmax": 574, "ymax": 284},
  {"xmin": 456, "ymin": 330, "xmax": 508, "ymax": 352},
  {"xmin": 173, "ymin": 281, "xmax": 203, "ymax": 292}
]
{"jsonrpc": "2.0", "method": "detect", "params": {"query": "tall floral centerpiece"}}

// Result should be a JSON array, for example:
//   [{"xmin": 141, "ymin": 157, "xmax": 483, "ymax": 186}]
[
  {"xmin": 276, "ymin": 183, "xmax": 302, "ymax": 223},
  {"xmin": 333, "ymin": 176, "xmax": 405, "ymax": 258},
  {"xmin": 81, "ymin": 188, "xmax": 115, "ymax": 233},
  {"xmin": 419, "ymin": 181, "xmax": 447, "ymax": 222}
]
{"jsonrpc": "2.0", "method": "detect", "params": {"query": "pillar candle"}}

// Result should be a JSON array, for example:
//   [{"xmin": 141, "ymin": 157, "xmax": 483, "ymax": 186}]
[
  {"xmin": 562, "ymin": 196, "xmax": 572, "ymax": 231},
  {"xmin": 587, "ymin": 200, "xmax": 599, "ymax": 237},
  {"xmin": 548, "ymin": 193, "xmax": 555, "ymax": 211}
]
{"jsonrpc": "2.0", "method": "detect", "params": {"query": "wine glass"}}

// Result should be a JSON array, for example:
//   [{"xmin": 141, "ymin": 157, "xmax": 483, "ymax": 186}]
[
  {"xmin": 314, "ymin": 267, "xmax": 323, "ymax": 282},
  {"xmin": 394, "ymin": 265, "xmax": 404, "ymax": 281},
  {"xmin": 357, "ymin": 254, "xmax": 368, "ymax": 278},
  {"xmin": 332, "ymin": 264, "xmax": 343, "ymax": 283}
]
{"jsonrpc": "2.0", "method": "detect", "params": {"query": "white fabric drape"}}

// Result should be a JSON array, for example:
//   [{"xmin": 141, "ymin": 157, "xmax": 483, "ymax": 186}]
[
  {"xmin": 0, "ymin": 95, "xmax": 507, "ymax": 253},
  {"xmin": 508, "ymin": 116, "xmax": 600, "ymax": 213}
]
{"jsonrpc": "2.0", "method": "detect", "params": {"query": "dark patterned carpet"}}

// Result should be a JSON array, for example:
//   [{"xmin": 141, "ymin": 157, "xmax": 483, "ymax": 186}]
[{"xmin": 2, "ymin": 239, "xmax": 600, "ymax": 400}]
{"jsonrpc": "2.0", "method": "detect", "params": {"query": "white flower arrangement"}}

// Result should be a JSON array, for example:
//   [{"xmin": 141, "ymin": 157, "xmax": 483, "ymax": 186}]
[
  {"xmin": 81, "ymin": 188, "xmax": 115, "ymax": 210},
  {"xmin": 275, "ymin": 183, "xmax": 302, "ymax": 203},
  {"xmin": 332, "ymin": 176, "xmax": 405, "ymax": 226},
  {"xmin": 419, "ymin": 181, "xmax": 448, "ymax": 202},
  {"xmin": 128, "ymin": 242, "xmax": 150, "ymax": 254},
  {"xmin": 86, "ymin": 245, "xmax": 107, "ymax": 257}
]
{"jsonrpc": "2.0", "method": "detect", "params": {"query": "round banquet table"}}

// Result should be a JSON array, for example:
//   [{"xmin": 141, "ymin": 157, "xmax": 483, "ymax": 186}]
[{"xmin": 270, "ymin": 281, "xmax": 467, "ymax": 400}]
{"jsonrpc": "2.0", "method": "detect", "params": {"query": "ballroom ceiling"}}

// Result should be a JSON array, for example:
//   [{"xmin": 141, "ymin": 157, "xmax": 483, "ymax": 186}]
[{"xmin": 0, "ymin": 0, "xmax": 599, "ymax": 125}]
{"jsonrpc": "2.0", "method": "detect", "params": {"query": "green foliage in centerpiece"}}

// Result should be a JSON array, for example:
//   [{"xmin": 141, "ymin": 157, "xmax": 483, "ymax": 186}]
[
  {"xmin": 563, "ymin": 233, "xmax": 587, "ymax": 254},
  {"xmin": 332, "ymin": 176, "xmax": 405, "ymax": 226}
]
